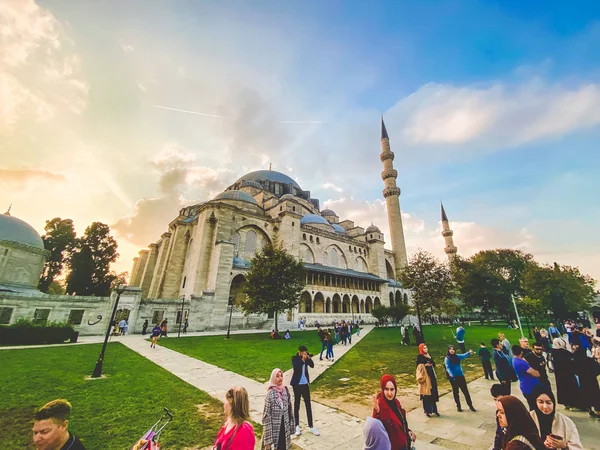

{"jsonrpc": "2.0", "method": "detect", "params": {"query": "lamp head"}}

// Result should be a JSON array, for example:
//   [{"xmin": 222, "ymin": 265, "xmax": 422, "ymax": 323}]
[{"xmin": 115, "ymin": 283, "xmax": 126, "ymax": 295}]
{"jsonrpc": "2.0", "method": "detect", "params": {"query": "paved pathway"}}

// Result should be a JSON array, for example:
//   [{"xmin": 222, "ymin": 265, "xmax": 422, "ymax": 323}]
[{"xmin": 121, "ymin": 327, "xmax": 375, "ymax": 450}]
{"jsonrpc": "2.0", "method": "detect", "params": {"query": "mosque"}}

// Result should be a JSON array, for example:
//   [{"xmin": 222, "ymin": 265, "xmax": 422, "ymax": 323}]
[{"xmin": 0, "ymin": 120, "xmax": 459, "ymax": 333}]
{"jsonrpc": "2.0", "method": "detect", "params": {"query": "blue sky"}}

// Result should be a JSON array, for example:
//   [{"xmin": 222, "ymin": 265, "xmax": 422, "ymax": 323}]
[{"xmin": 1, "ymin": 0, "xmax": 599, "ymax": 282}]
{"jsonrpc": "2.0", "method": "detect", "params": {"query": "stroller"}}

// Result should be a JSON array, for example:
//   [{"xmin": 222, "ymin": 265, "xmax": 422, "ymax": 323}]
[{"xmin": 136, "ymin": 408, "xmax": 173, "ymax": 450}]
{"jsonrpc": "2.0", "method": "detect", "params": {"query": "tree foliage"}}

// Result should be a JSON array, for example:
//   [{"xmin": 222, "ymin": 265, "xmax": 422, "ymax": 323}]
[
  {"xmin": 241, "ymin": 244, "xmax": 306, "ymax": 331},
  {"xmin": 66, "ymin": 222, "xmax": 119, "ymax": 296},
  {"xmin": 39, "ymin": 218, "xmax": 77, "ymax": 292},
  {"xmin": 523, "ymin": 262, "xmax": 596, "ymax": 318}
]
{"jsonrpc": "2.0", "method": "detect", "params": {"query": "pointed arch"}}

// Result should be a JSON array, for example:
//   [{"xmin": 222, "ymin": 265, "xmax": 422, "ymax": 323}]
[
  {"xmin": 299, "ymin": 291, "xmax": 312, "ymax": 313},
  {"xmin": 342, "ymin": 294, "xmax": 350, "ymax": 313},
  {"xmin": 326, "ymin": 297, "xmax": 331, "ymax": 313},
  {"xmin": 374, "ymin": 297, "xmax": 381, "ymax": 307},
  {"xmin": 385, "ymin": 259, "xmax": 395, "ymax": 279},
  {"xmin": 300, "ymin": 243, "xmax": 315, "ymax": 264},
  {"xmin": 332, "ymin": 293, "xmax": 341, "ymax": 313},
  {"xmin": 229, "ymin": 274, "xmax": 247, "ymax": 306},
  {"xmin": 351, "ymin": 295, "xmax": 359, "ymax": 314},
  {"xmin": 403, "ymin": 293, "xmax": 409, "ymax": 305},
  {"xmin": 395, "ymin": 290, "xmax": 402, "ymax": 306},
  {"xmin": 325, "ymin": 244, "xmax": 348, "ymax": 269},
  {"xmin": 365, "ymin": 296, "xmax": 373, "ymax": 313},
  {"xmin": 314, "ymin": 292, "xmax": 325, "ymax": 313},
  {"xmin": 237, "ymin": 225, "xmax": 271, "ymax": 259},
  {"xmin": 355, "ymin": 256, "xmax": 368, "ymax": 273},
  {"xmin": 389, "ymin": 292, "xmax": 394, "ymax": 307},
  {"xmin": 360, "ymin": 299, "xmax": 365, "ymax": 313}
]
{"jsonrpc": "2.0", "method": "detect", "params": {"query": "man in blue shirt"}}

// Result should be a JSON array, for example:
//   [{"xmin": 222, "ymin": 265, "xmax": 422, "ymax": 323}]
[
  {"xmin": 511, "ymin": 345, "xmax": 540, "ymax": 410},
  {"xmin": 290, "ymin": 346, "xmax": 320, "ymax": 436},
  {"xmin": 548, "ymin": 322, "xmax": 560, "ymax": 339}
]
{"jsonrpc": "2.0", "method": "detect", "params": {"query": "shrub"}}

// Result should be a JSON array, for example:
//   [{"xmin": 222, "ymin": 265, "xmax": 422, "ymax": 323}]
[{"xmin": 0, "ymin": 319, "xmax": 75, "ymax": 346}]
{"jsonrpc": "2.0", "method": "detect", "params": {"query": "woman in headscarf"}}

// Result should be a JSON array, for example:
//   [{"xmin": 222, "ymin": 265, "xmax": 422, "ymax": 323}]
[
  {"xmin": 415, "ymin": 343, "xmax": 439, "ymax": 417},
  {"xmin": 372, "ymin": 374, "xmax": 416, "ymax": 450},
  {"xmin": 402, "ymin": 327, "xmax": 410, "ymax": 346},
  {"xmin": 529, "ymin": 384, "xmax": 583, "ymax": 449},
  {"xmin": 496, "ymin": 396, "xmax": 546, "ymax": 450},
  {"xmin": 551, "ymin": 338, "xmax": 582, "ymax": 410},
  {"xmin": 444, "ymin": 345, "xmax": 476, "ymax": 412},
  {"xmin": 571, "ymin": 342, "xmax": 600, "ymax": 418},
  {"xmin": 261, "ymin": 369, "xmax": 294, "ymax": 450},
  {"xmin": 363, "ymin": 417, "xmax": 391, "ymax": 450}
]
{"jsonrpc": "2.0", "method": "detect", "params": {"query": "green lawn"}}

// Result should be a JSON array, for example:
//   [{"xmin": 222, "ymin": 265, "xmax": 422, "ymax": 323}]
[
  {"xmin": 311, "ymin": 324, "xmax": 527, "ymax": 407},
  {"xmin": 158, "ymin": 331, "xmax": 325, "ymax": 381},
  {"xmin": 1, "ymin": 343, "xmax": 225, "ymax": 449}
]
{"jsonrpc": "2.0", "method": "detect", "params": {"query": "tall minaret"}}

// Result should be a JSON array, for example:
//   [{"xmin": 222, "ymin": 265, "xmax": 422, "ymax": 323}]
[
  {"xmin": 380, "ymin": 117, "xmax": 408, "ymax": 277},
  {"xmin": 441, "ymin": 202, "xmax": 457, "ymax": 261}
]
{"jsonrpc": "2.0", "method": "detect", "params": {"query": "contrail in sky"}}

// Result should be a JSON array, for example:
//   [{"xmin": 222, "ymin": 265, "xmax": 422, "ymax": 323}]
[{"xmin": 151, "ymin": 104, "xmax": 324, "ymax": 124}]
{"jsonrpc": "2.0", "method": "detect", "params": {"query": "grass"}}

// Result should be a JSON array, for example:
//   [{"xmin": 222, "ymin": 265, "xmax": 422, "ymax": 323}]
[
  {"xmin": 1, "ymin": 343, "xmax": 226, "ymax": 450},
  {"xmin": 158, "ymin": 331, "xmax": 326, "ymax": 382},
  {"xmin": 311, "ymin": 324, "xmax": 528, "ymax": 408}
]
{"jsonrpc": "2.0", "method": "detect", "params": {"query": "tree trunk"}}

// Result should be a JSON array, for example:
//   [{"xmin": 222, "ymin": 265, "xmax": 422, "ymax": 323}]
[{"xmin": 274, "ymin": 309, "xmax": 278, "ymax": 332}]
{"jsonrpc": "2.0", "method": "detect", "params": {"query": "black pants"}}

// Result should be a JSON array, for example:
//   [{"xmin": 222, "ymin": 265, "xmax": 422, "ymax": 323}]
[
  {"xmin": 293, "ymin": 384, "xmax": 313, "ymax": 428},
  {"xmin": 523, "ymin": 393, "xmax": 537, "ymax": 411},
  {"xmin": 276, "ymin": 417, "xmax": 286, "ymax": 450},
  {"xmin": 482, "ymin": 361, "xmax": 495, "ymax": 380},
  {"xmin": 422, "ymin": 397, "xmax": 438, "ymax": 414},
  {"xmin": 500, "ymin": 379, "xmax": 512, "ymax": 395},
  {"xmin": 458, "ymin": 342, "xmax": 466, "ymax": 353},
  {"xmin": 450, "ymin": 376, "xmax": 473, "ymax": 408}
]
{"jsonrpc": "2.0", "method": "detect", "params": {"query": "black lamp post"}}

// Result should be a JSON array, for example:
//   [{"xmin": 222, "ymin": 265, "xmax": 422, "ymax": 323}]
[
  {"xmin": 177, "ymin": 295, "xmax": 186, "ymax": 338},
  {"xmin": 91, "ymin": 283, "xmax": 126, "ymax": 378},
  {"xmin": 226, "ymin": 296, "xmax": 234, "ymax": 339}
]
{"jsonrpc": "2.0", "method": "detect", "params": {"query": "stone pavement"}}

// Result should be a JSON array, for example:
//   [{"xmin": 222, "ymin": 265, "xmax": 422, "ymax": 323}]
[{"xmin": 121, "ymin": 326, "xmax": 376, "ymax": 450}]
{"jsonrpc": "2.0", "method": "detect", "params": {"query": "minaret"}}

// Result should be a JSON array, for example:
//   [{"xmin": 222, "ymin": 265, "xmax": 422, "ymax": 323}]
[
  {"xmin": 380, "ymin": 117, "xmax": 408, "ymax": 277},
  {"xmin": 441, "ymin": 202, "xmax": 457, "ymax": 261}
]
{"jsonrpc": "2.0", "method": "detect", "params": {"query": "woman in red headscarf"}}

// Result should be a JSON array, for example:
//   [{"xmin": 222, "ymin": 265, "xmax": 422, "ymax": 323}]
[
  {"xmin": 496, "ymin": 396, "xmax": 546, "ymax": 450},
  {"xmin": 416, "ymin": 343, "xmax": 439, "ymax": 417},
  {"xmin": 372, "ymin": 374, "xmax": 416, "ymax": 450}
]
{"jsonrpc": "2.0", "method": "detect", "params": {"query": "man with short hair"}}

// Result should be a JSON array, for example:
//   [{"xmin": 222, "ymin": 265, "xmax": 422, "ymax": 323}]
[
  {"xmin": 490, "ymin": 384, "xmax": 509, "ymax": 450},
  {"xmin": 526, "ymin": 342, "xmax": 550, "ymax": 387},
  {"xmin": 548, "ymin": 322, "xmax": 559, "ymax": 339},
  {"xmin": 33, "ymin": 399, "xmax": 86, "ymax": 450},
  {"xmin": 512, "ymin": 345, "xmax": 540, "ymax": 410},
  {"xmin": 291, "ymin": 345, "xmax": 319, "ymax": 436},
  {"xmin": 519, "ymin": 337, "xmax": 532, "ymax": 358},
  {"xmin": 491, "ymin": 338, "xmax": 514, "ymax": 394}
]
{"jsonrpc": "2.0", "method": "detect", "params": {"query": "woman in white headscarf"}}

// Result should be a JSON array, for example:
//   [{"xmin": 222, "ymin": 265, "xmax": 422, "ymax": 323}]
[
  {"xmin": 262, "ymin": 368, "xmax": 294, "ymax": 450},
  {"xmin": 364, "ymin": 416, "xmax": 391, "ymax": 450}
]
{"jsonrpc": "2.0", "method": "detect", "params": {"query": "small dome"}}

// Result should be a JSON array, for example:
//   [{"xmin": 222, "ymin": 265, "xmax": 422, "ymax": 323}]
[
  {"xmin": 233, "ymin": 255, "xmax": 245, "ymax": 267},
  {"xmin": 300, "ymin": 214, "xmax": 331, "ymax": 226},
  {"xmin": 0, "ymin": 213, "xmax": 44, "ymax": 250},
  {"xmin": 331, "ymin": 224, "xmax": 346, "ymax": 234},
  {"xmin": 241, "ymin": 180, "xmax": 263, "ymax": 190},
  {"xmin": 321, "ymin": 209, "xmax": 337, "ymax": 217},
  {"xmin": 214, "ymin": 190, "xmax": 258, "ymax": 205},
  {"xmin": 366, "ymin": 224, "xmax": 381, "ymax": 233}
]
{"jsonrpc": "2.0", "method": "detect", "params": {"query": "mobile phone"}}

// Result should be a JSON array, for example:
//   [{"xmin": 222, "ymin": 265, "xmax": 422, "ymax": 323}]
[{"xmin": 549, "ymin": 434, "xmax": 563, "ymax": 441}]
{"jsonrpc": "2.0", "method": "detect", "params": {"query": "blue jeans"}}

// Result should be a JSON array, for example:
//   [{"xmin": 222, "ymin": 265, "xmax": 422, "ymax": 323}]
[{"xmin": 326, "ymin": 343, "xmax": 334, "ymax": 359}]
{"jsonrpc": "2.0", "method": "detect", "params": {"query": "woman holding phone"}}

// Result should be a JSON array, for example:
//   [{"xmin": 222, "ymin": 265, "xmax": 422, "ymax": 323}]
[
  {"xmin": 529, "ymin": 385, "xmax": 583, "ymax": 449},
  {"xmin": 496, "ymin": 396, "xmax": 546, "ymax": 450}
]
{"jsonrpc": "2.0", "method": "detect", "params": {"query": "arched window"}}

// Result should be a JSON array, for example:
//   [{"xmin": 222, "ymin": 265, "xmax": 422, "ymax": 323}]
[
  {"xmin": 323, "ymin": 251, "xmax": 328, "ymax": 265},
  {"xmin": 302, "ymin": 233, "xmax": 306, "ymax": 240},
  {"xmin": 330, "ymin": 247, "xmax": 338, "ymax": 268},
  {"xmin": 316, "ymin": 237, "xmax": 320, "ymax": 244},
  {"xmin": 245, "ymin": 230, "xmax": 257, "ymax": 254},
  {"xmin": 304, "ymin": 248, "xmax": 314, "ymax": 263}
]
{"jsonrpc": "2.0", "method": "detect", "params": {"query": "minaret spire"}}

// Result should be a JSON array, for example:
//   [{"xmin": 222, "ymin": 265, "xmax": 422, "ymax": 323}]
[
  {"xmin": 440, "ymin": 201, "xmax": 457, "ymax": 261},
  {"xmin": 4, "ymin": 204, "xmax": 11, "ymax": 216},
  {"xmin": 379, "ymin": 117, "xmax": 408, "ymax": 277}
]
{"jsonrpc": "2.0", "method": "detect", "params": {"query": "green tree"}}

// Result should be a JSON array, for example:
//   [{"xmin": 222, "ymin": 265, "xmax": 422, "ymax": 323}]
[
  {"xmin": 66, "ymin": 222, "xmax": 119, "ymax": 296},
  {"xmin": 242, "ymin": 244, "xmax": 306, "ymax": 331},
  {"xmin": 398, "ymin": 249, "xmax": 455, "ymax": 339},
  {"xmin": 39, "ymin": 218, "xmax": 77, "ymax": 292},
  {"xmin": 47, "ymin": 280, "xmax": 66, "ymax": 295},
  {"xmin": 517, "ymin": 296, "xmax": 544, "ymax": 337},
  {"xmin": 388, "ymin": 303, "xmax": 411, "ymax": 324},
  {"xmin": 523, "ymin": 262, "xmax": 595, "ymax": 318},
  {"xmin": 371, "ymin": 305, "xmax": 389, "ymax": 325}
]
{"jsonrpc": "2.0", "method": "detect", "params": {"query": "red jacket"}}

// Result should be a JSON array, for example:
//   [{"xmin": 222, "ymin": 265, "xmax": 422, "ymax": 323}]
[{"xmin": 372, "ymin": 394, "xmax": 409, "ymax": 450}]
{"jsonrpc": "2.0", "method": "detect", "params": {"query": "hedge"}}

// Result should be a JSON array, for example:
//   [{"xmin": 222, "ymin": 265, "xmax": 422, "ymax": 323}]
[{"xmin": 0, "ymin": 319, "xmax": 75, "ymax": 346}]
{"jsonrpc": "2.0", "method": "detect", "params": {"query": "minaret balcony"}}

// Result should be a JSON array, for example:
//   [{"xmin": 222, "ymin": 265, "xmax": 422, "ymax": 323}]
[
  {"xmin": 383, "ymin": 187, "xmax": 401, "ymax": 198},
  {"xmin": 442, "ymin": 230, "xmax": 454, "ymax": 237},
  {"xmin": 381, "ymin": 169, "xmax": 398, "ymax": 181},
  {"xmin": 445, "ymin": 246, "xmax": 457, "ymax": 254},
  {"xmin": 380, "ymin": 152, "xmax": 395, "ymax": 162}
]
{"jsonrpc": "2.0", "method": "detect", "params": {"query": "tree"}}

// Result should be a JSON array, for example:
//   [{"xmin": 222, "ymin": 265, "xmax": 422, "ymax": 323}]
[
  {"xmin": 388, "ymin": 303, "xmax": 411, "ymax": 325},
  {"xmin": 66, "ymin": 222, "xmax": 119, "ymax": 296},
  {"xmin": 523, "ymin": 262, "xmax": 595, "ymax": 318},
  {"xmin": 371, "ymin": 306, "xmax": 389, "ymax": 326},
  {"xmin": 241, "ymin": 244, "xmax": 306, "ymax": 331},
  {"xmin": 39, "ymin": 218, "xmax": 77, "ymax": 292},
  {"xmin": 398, "ymin": 249, "xmax": 455, "ymax": 339},
  {"xmin": 47, "ymin": 280, "xmax": 66, "ymax": 295},
  {"xmin": 516, "ymin": 296, "xmax": 544, "ymax": 338}
]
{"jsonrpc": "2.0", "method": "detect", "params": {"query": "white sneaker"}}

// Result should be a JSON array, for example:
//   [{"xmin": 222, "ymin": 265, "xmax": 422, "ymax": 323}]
[
  {"xmin": 310, "ymin": 427, "xmax": 320, "ymax": 436},
  {"xmin": 295, "ymin": 425, "xmax": 301, "ymax": 436}
]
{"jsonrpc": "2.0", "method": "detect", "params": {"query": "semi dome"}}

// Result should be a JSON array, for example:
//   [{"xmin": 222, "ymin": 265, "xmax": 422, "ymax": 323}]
[
  {"xmin": 236, "ymin": 170, "xmax": 301, "ymax": 190},
  {"xmin": 240, "ymin": 180, "xmax": 263, "ymax": 190},
  {"xmin": 366, "ymin": 224, "xmax": 381, "ymax": 233},
  {"xmin": 214, "ymin": 190, "xmax": 258, "ymax": 205},
  {"xmin": 0, "ymin": 213, "xmax": 44, "ymax": 250},
  {"xmin": 300, "ymin": 214, "xmax": 331, "ymax": 226},
  {"xmin": 321, "ymin": 209, "xmax": 337, "ymax": 217},
  {"xmin": 331, "ymin": 224, "xmax": 346, "ymax": 234}
]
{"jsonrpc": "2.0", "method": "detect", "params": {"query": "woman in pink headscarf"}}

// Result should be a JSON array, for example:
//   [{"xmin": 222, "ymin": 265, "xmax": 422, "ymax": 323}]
[{"xmin": 262, "ymin": 368, "xmax": 294, "ymax": 450}]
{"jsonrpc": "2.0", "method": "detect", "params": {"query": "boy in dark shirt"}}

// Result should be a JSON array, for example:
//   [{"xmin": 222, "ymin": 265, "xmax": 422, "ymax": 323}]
[
  {"xmin": 33, "ymin": 399, "xmax": 86, "ymax": 450},
  {"xmin": 477, "ymin": 342, "xmax": 495, "ymax": 380}
]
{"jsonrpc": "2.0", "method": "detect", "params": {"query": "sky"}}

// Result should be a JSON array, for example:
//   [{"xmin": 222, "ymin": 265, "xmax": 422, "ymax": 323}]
[{"xmin": 1, "ymin": 0, "xmax": 600, "ymax": 284}]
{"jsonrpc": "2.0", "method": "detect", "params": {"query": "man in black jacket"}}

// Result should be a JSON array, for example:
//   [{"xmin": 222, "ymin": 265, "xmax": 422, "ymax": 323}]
[
  {"xmin": 290, "ymin": 345, "xmax": 320, "ymax": 436},
  {"xmin": 526, "ymin": 342, "xmax": 550, "ymax": 387}
]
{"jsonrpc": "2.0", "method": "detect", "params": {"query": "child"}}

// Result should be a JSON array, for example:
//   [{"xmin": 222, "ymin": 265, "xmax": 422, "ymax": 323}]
[{"xmin": 477, "ymin": 342, "xmax": 495, "ymax": 380}]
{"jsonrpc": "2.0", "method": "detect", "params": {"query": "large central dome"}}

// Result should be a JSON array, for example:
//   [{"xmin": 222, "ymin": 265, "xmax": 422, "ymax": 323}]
[{"xmin": 235, "ymin": 170, "xmax": 302, "ymax": 191}]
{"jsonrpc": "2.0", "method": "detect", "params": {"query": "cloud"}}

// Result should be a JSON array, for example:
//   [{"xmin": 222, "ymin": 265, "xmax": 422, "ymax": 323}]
[
  {"xmin": 0, "ymin": 168, "xmax": 66, "ymax": 185},
  {"xmin": 0, "ymin": 0, "xmax": 88, "ymax": 131},
  {"xmin": 120, "ymin": 44, "xmax": 135, "ymax": 52},
  {"xmin": 386, "ymin": 80, "xmax": 600, "ymax": 151},
  {"xmin": 322, "ymin": 182, "xmax": 343, "ymax": 193}
]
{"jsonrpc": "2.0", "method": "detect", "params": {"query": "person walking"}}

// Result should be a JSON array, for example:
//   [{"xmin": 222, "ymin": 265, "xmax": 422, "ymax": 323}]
[
  {"xmin": 160, "ymin": 319, "xmax": 168, "ymax": 337},
  {"xmin": 399, "ymin": 324, "xmax": 406, "ymax": 345},
  {"xmin": 551, "ymin": 338, "xmax": 583, "ymax": 411},
  {"xmin": 212, "ymin": 386, "xmax": 255, "ymax": 450},
  {"xmin": 455, "ymin": 326, "xmax": 466, "ymax": 353},
  {"xmin": 119, "ymin": 318, "xmax": 128, "ymax": 336},
  {"xmin": 572, "ymin": 343, "xmax": 600, "ymax": 418},
  {"xmin": 325, "ymin": 329, "xmax": 334, "ymax": 362},
  {"xmin": 262, "ymin": 369, "xmax": 294, "ymax": 450},
  {"xmin": 363, "ymin": 417, "xmax": 391, "ymax": 450},
  {"xmin": 317, "ymin": 327, "xmax": 326, "ymax": 360},
  {"xmin": 150, "ymin": 323, "xmax": 161, "ymax": 348},
  {"xmin": 141, "ymin": 319, "xmax": 149, "ymax": 335},
  {"xmin": 529, "ymin": 384, "xmax": 583, "ymax": 449},
  {"xmin": 290, "ymin": 346, "xmax": 319, "ymax": 436},
  {"xmin": 511, "ymin": 345, "xmax": 540, "ymax": 410},
  {"xmin": 402, "ymin": 326, "xmax": 410, "ymax": 346},
  {"xmin": 372, "ymin": 374, "xmax": 416, "ymax": 450},
  {"xmin": 477, "ymin": 342, "xmax": 495, "ymax": 380},
  {"xmin": 492, "ymin": 338, "xmax": 516, "ymax": 395},
  {"xmin": 444, "ymin": 345, "xmax": 476, "ymax": 412},
  {"xmin": 347, "ymin": 322, "xmax": 353, "ymax": 344},
  {"xmin": 416, "ymin": 343, "xmax": 439, "ymax": 417},
  {"xmin": 183, "ymin": 318, "xmax": 189, "ymax": 334},
  {"xmin": 413, "ymin": 325, "xmax": 424, "ymax": 345},
  {"xmin": 496, "ymin": 396, "xmax": 546, "ymax": 450}
]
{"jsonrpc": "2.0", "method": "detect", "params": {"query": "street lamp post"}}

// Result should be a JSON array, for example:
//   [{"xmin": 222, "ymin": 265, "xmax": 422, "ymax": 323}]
[
  {"xmin": 511, "ymin": 294, "xmax": 525, "ymax": 339},
  {"xmin": 415, "ymin": 300, "xmax": 424, "ymax": 341},
  {"xmin": 226, "ymin": 297, "xmax": 234, "ymax": 339},
  {"xmin": 177, "ymin": 295, "xmax": 186, "ymax": 338},
  {"xmin": 91, "ymin": 284, "xmax": 126, "ymax": 378}
]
